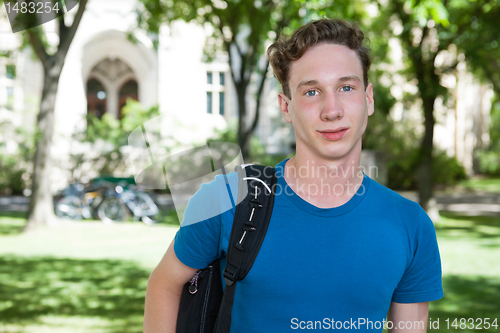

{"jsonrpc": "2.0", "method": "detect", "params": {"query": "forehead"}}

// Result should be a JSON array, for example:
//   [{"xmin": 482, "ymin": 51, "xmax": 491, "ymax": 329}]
[{"xmin": 288, "ymin": 43, "xmax": 363, "ymax": 88}]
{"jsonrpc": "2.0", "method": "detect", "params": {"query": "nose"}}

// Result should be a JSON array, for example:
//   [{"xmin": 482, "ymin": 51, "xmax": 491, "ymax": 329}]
[{"xmin": 320, "ymin": 92, "xmax": 344, "ymax": 121}]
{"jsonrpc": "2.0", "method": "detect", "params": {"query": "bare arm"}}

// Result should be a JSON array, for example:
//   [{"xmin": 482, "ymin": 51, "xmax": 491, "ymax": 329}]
[
  {"xmin": 387, "ymin": 302, "xmax": 429, "ymax": 333},
  {"xmin": 143, "ymin": 239, "xmax": 198, "ymax": 333}
]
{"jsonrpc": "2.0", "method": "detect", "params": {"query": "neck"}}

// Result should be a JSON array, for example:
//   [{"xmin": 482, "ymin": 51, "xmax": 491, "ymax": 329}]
[{"xmin": 283, "ymin": 143, "xmax": 364, "ymax": 208}]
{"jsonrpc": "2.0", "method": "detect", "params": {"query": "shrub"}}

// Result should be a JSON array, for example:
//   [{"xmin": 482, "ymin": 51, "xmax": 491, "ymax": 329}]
[
  {"xmin": 0, "ymin": 154, "xmax": 26, "ymax": 195},
  {"xmin": 476, "ymin": 150, "xmax": 500, "ymax": 176}
]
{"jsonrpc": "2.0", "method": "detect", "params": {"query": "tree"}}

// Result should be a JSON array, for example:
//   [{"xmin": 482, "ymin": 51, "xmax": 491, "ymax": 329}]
[
  {"xmin": 376, "ymin": 0, "xmax": 500, "ymax": 211},
  {"xmin": 137, "ymin": 0, "xmax": 367, "ymax": 160},
  {"xmin": 0, "ymin": 0, "xmax": 89, "ymax": 227}
]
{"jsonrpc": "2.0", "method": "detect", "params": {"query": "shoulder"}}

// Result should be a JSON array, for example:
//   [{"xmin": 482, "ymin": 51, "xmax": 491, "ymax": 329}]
[
  {"xmin": 180, "ymin": 170, "xmax": 240, "ymax": 227},
  {"xmin": 364, "ymin": 176, "xmax": 432, "ymax": 231}
]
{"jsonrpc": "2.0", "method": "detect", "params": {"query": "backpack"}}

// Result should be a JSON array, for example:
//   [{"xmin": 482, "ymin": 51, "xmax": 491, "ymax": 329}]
[{"xmin": 176, "ymin": 163, "xmax": 277, "ymax": 333}]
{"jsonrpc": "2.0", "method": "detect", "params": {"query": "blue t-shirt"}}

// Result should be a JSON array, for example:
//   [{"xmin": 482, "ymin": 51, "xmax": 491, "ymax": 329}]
[{"xmin": 174, "ymin": 158, "xmax": 443, "ymax": 332}]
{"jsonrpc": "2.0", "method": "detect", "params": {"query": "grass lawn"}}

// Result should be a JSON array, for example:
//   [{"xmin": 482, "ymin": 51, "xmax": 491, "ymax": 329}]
[
  {"xmin": 429, "ymin": 213, "xmax": 500, "ymax": 332},
  {"xmin": 0, "ymin": 212, "xmax": 179, "ymax": 333},
  {"xmin": 455, "ymin": 176, "xmax": 500, "ymax": 193},
  {"xmin": 0, "ymin": 211, "xmax": 499, "ymax": 332}
]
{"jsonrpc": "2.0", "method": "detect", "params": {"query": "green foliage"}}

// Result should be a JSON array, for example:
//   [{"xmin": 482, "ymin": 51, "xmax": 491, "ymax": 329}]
[
  {"xmin": 6, "ymin": 64, "xmax": 16, "ymax": 79},
  {"xmin": 489, "ymin": 99, "xmax": 500, "ymax": 150},
  {"xmin": 68, "ymin": 100, "xmax": 162, "ymax": 180},
  {"xmin": 0, "ymin": 121, "xmax": 35, "ymax": 195},
  {"xmin": 364, "ymin": 111, "xmax": 466, "ymax": 190},
  {"xmin": 476, "ymin": 98, "xmax": 500, "ymax": 176},
  {"xmin": 0, "ymin": 154, "xmax": 26, "ymax": 195},
  {"xmin": 370, "ymin": 0, "xmax": 500, "ymax": 196},
  {"xmin": 450, "ymin": 1, "xmax": 500, "ymax": 97},
  {"xmin": 433, "ymin": 149, "xmax": 467, "ymax": 185},
  {"xmin": 476, "ymin": 150, "xmax": 500, "ymax": 176},
  {"xmin": 387, "ymin": 148, "xmax": 467, "ymax": 190}
]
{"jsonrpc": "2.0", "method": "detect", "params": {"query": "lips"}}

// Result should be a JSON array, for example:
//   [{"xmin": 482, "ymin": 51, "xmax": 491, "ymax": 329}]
[{"xmin": 318, "ymin": 128, "xmax": 348, "ymax": 141}]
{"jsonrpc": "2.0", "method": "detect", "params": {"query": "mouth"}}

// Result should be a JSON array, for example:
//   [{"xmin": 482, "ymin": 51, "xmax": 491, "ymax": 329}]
[{"xmin": 318, "ymin": 128, "xmax": 348, "ymax": 141}]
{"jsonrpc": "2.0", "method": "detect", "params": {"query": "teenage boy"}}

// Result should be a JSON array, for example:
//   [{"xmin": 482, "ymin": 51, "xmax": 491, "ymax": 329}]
[{"xmin": 144, "ymin": 18, "xmax": 443, "ymax": 332}]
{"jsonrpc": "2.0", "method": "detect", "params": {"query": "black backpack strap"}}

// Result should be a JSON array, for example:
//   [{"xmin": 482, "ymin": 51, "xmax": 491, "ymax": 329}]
[{"xmin": 213, "ymin": 164, "xmax": 277, "ymax": 333}]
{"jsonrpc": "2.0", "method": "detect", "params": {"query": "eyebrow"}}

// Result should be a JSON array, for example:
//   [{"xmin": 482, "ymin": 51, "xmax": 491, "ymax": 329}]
[
  {"xmin": 338, "ymin": 75, "xmax": 362, "ymax": 83},
  {"xmin": 295, "ymin": 75, "xmax": 362, "ymax": 91},
  {"xmin": 296, "ymin": 80, "xmax": 319, "ymax": 91}
]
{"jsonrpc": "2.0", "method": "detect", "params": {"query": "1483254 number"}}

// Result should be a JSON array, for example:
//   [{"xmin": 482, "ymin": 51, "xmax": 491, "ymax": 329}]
[
  {"xmin": 5, "ymin": 1, "xmax": 61, "ymax": 14},
  {"xmin": 445, "ymin": 318, "xmax": 498, "ymax": 330}
]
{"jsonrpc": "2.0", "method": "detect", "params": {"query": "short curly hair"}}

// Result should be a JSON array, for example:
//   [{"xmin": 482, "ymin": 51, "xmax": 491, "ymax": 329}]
[{"xmin": 267, "ymin": 18, "xmax": 371, "ymax": 98}]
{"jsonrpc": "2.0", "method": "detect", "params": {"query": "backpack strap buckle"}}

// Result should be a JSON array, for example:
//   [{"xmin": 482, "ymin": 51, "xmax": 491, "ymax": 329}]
[{"xmin": 223, "ymin": 264, "xmax": 238, "ymax": 286}]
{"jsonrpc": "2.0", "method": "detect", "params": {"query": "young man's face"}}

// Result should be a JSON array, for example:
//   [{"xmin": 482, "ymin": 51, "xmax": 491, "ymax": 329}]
[{"xmin": 278, "ymin": 43, "xmax": 374, "ymax": 163}]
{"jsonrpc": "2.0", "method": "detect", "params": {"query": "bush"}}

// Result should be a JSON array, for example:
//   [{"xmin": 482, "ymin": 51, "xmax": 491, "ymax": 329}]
[
  {"xmin": 68, "ymin": 100, "xmax": 164, "ymax": 182},
  {"xmin": 476, "ymin": 98, "xmax": 500, "ymax": 176},
  {"xmin": 387, "ymin": 148, "xmax": 467, "ymax": 190},
  {"xmin": 0, "ymin": 154, "xmax": 26, "ymax": 195},
  {"xmin": 386, "ymin": 148, "xmax": 419, "ymax": 190},
  {"xmin": 476, "ymin": 150, "xmax": 500, "ymax": 176},
  {"xmin": 433, "ymin": 150, "xmax": 467, "ymax": 186}
]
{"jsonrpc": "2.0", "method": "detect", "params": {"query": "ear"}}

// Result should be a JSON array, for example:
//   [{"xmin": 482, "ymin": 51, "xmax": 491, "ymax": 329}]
[
  {"xmin": 278, "ymin": 92, "xmax": 293, "ymax": 123},
  {"xmin": 366, "ymin": 83, "xmax": 374, "ymax": 116}
]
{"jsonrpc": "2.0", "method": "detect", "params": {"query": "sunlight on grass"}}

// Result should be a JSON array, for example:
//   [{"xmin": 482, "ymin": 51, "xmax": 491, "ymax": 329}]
[
  {"xmin": 429, "ymin": 213, "xmax": 500, "ymax": 332},
  {"xmin": 0, "ymin": 216, "xmax": 179, "ymax": 270},
  {"xmin": 0, "ymin": 211, "xmax": 26, "ymax": 235},
  {"xmin": 0, "ymin": 315, "xmax": 143, "ymax": 333},
  {"xmin": 457, "ymin": 177, "xmax": 500, "ymax": 193},
  {"xmin": 435, "ymin": 214, "xmax": 500, "ymax": 278}
]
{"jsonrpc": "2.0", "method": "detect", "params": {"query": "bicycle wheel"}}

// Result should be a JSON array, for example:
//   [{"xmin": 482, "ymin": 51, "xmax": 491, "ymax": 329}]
[
  {"xmin": 55, "ymin": 195, "xmax": 83, "ymax": 220},
  {"xmin": 97, "ymin": 197, "xmax": 129, "ymax": 224}
]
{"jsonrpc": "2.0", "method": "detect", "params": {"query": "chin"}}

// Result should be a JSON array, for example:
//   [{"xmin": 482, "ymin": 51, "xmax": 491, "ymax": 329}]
[{"xmin": 321, "ymin": 145, "xmax": 356, "ymax": 160}]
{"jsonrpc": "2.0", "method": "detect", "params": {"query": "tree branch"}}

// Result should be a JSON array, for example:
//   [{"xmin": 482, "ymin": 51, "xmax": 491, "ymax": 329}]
[
  {"xmin": 27, "ymin": 29, "xmax": 49, "ymax": 65},
  {"xmin": 419, "ymin": 25, "xmax": 428, "ymax": 49},
  {"xmin": 57, "ymin": 0, "xmax": 88, "ymax": 61},
  {"xmin": 440, "ymin": 61, "xmax": 459, "ymax": 74},
  {"xmin": 248, "ymin": 58, "xmax": 269, "ymax": 136},
  {"xmin": 58, "ymin": 14, "xmax": 69, "ymax": 43},
  {"xmin": 225, "ymin": 41, "xmax": 238, "ymax": 85}
]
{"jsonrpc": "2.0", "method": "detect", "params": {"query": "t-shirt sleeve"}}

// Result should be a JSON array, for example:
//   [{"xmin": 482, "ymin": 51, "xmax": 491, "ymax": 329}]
[
  {"xmin": 174, "ymin": 172, "xmax": 237, "ymax": 269},
  {"xmin": 392, "ymin": 204, "xmax": 444, "ymax": 303}
]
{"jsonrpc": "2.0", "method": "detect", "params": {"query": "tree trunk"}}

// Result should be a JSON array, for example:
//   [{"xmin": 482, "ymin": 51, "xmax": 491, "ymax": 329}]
[
  {"xmin": 23, "ymin": 0, "xmax": 87, "ymax": 228},
  {"xmin": 235, "ymin": 81, "xmax": 251, "ymax": 161},
  {"xmin": 26, "ymin": 71, "xmax": 61, "ymax": 228},
  {"xmin": 416, "ymin": 94, "xmax": 435, "ymax": 211}
]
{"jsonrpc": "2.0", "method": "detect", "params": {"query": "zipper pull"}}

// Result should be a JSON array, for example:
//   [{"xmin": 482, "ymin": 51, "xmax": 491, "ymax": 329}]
[{"xmin": 188, "ymin": 271, "xmax": 200, "ymax": 294}]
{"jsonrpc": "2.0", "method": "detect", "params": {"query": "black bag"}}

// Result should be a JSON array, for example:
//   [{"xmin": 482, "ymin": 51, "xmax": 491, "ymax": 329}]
[{"xmin": 176, "ymin": 164, "xmax": 277, "ymax": 333}]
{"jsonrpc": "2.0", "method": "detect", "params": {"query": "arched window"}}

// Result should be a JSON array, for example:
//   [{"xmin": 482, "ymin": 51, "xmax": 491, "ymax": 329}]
[
  {"xmin": 118, "ymin": 80, "xmax": 138, "ymax": 119},
  {"xmin": 86, "ymin": 79, "xmax": 107, "ymax": 119}
]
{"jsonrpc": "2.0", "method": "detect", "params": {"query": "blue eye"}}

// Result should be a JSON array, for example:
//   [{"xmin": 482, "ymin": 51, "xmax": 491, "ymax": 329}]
[
  {"xmin": 341, "ymin": 86, "xmax": 353, "ymax": 92},
  {"xmin": 306, "ymin": 90, "xmax": 318, "ymax": 96}
]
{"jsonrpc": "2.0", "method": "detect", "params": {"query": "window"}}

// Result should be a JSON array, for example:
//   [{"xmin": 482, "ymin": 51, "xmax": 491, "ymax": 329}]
[
  {"xmin": 118, "ymin": 80, "xmax": 139, "ymax": 119},
  {"xmin": 206, "ymin": 70, "xmax": 227, "ymax": 116},
  {"xmin": 6, "ymin": 87, "xmax": 14, "ymax": 110},
  {"xmin": 219, "ymin": 92, "xmax": 225, "ymax": 115},
  {"xmin": 6, "ymin": 65, "xmax": 16, "ymax": 80},
  {"xmin": 207, "ymin": 92, "xmax": 213, "ymax": 113},
  {"xmin": 86, "ymin": 78, "xmax": 107, "ymax": 119}
]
